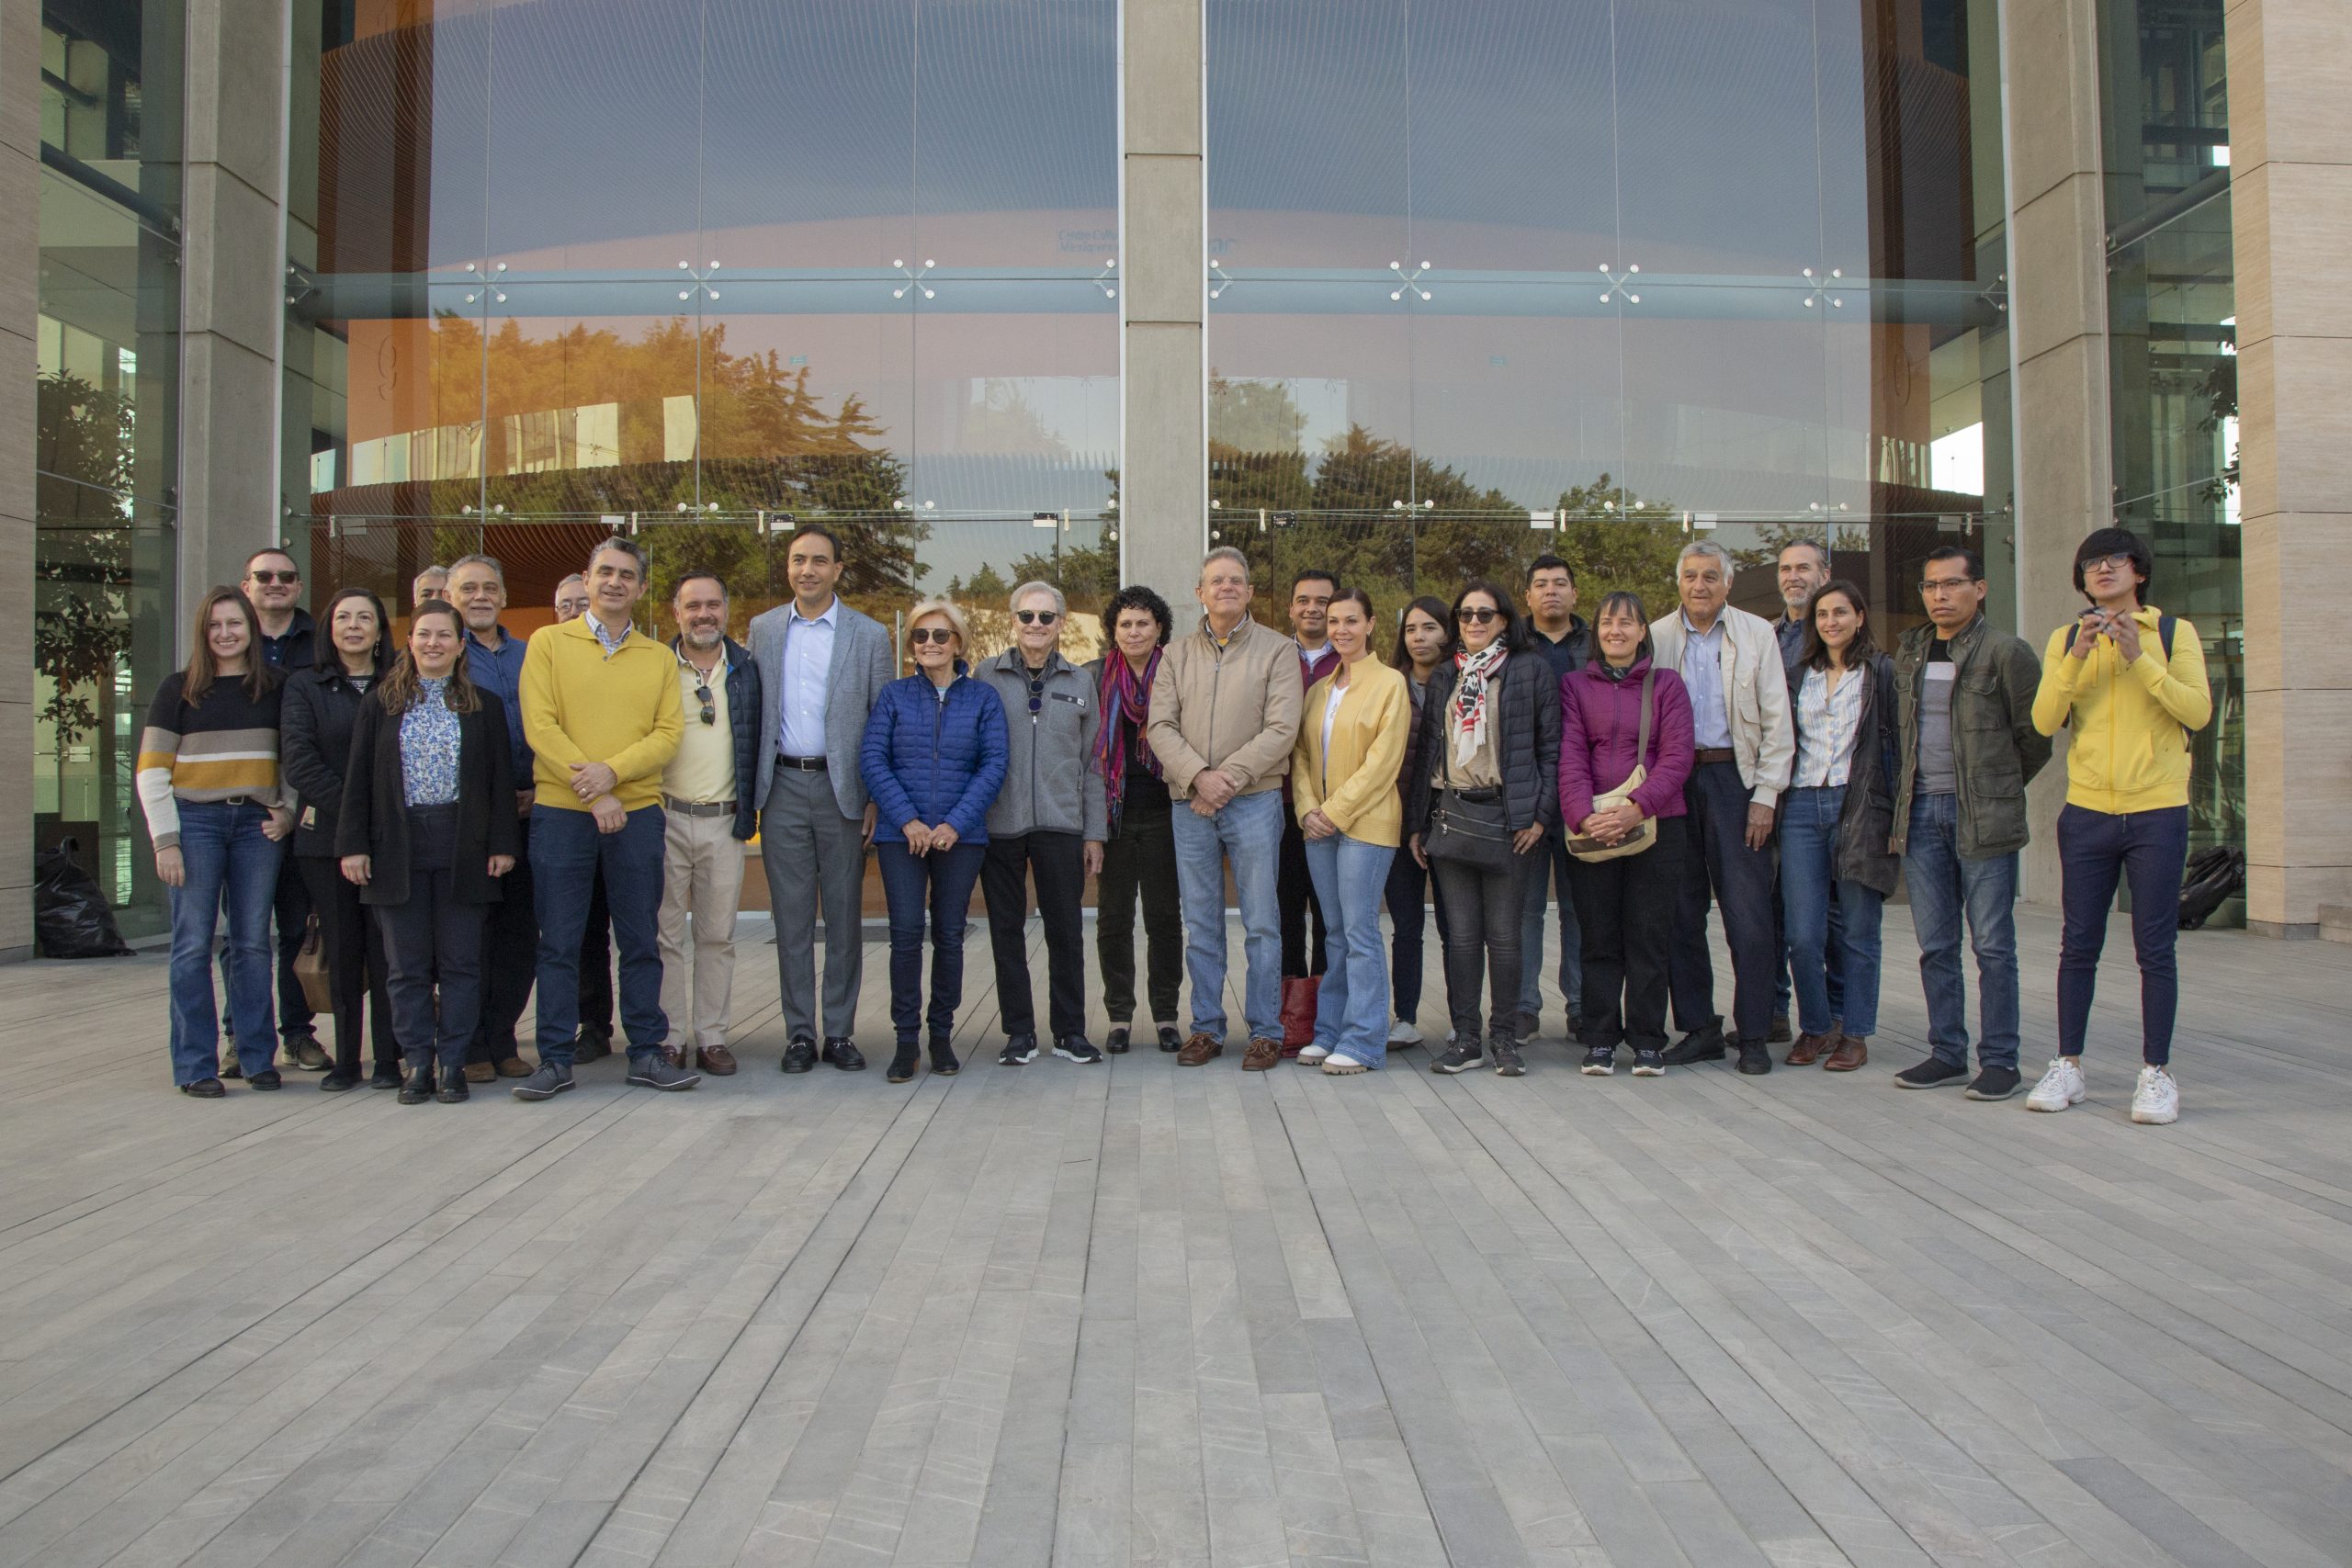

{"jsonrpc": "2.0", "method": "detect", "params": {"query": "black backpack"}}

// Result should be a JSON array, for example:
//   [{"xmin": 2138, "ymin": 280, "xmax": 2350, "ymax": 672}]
[{"xmin": 2177, "ymin": 845, "xmax": 2245, "ymax": 931}]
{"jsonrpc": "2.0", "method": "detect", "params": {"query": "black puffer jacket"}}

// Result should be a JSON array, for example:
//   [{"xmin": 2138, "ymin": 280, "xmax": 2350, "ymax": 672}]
[
  {"xmin": 1404, "ymin": 652, "xmax": 1563, "ymax": 840},
  {"xmin": 1782, "ymin": 651, "xmax": 1901, "ymax": 897},
  {"xmin": 279, "ymin": 664, "xmax": 375, "ymax": 860}
]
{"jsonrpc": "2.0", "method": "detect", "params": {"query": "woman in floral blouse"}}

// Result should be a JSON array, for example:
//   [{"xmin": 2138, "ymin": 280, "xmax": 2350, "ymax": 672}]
[{"xmin": 338, "ymin": 601, "xmax": 518, "ymax": 1102}]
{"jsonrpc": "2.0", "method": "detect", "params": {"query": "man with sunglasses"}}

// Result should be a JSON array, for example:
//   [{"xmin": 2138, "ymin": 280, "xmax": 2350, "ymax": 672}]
[
  {"xmin": 228, "ymin": 548, "xmax": 323, "ymax": 1071},
  {"xmin": 656, "ymin": 572, "xmax": 762, "ymax": 1077},
  {"xmin": 978, "ymin": 581, "xmax": 1108, "ymax": 1067}
]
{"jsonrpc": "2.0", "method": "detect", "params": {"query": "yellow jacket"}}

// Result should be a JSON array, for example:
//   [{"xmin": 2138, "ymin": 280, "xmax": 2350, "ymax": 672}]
[
  {"xmin": 519, "ymin": 615, "xmax": 684, "ymax": 812},
  {"xmin": 1293, "ymin": 660, "xmax": 1411, "ymax": 847},
  {"xmin": 2030, "ymin": 605, "xmax": 2211, "ymax": 813}
]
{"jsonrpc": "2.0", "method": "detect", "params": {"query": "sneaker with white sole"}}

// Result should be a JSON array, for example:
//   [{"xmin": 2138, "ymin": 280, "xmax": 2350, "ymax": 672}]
[
  {"xmin": 2130, "ymin": 1065, "xmax": 2179, "ymax": 1124},
  {"xmin": 2025, "ymin": 1056, "xmax": 2086, "ymax": 1112},
  {"xmin": 1298, "ymin": 1044, "xmax": 1331, "ymax": 1063},
  {"xmin": 1321, "ymin": 1053, "xmax": 1369, "ymax": 1075},
  {"xmin": 1386, "ymin": 1019, "xmax": 1422, "ymax": 1046}
]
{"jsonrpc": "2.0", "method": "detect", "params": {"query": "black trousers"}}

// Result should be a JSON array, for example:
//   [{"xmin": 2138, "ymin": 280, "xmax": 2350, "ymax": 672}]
[
  {"xmin": 1568, "ymin": 816, "xmax": 1687, "ymax": 1054},
  {"xmin": 1383, "ymin": 844, "xmax": 1451, "ymax": 1024},
  {"xmin": 1668, "ymin": 761, "xmax": 1779, "ymax": 1045},
  {"xmin": 1278, "ymin": 808, "xmax": 1329, "ymax": 977},
  {"xmin": 1430, "ymin": 852, "xmax": 1527, "ymax": 1043},
  {"xmin": 469, "ymin": 813, "xmax": 537, "ymax": 1065},
  {"xmin": 982, "ymin": 830, "xmax": 1089, "ymax": 1040},
  {"xmin": 577, "ymin": 860, "xmax": 613, "ymax": 1036},
  {"xmin": 375, "ymin": 805, "xmax": 489, "ymax": 1072},
  {"xmin": 1097, "ymin": 807, "xmax": 1182, "ymax": 1025},
  {"xmin": 296, "ymin": 854, "xmax": 396, "ymax": 1077}
]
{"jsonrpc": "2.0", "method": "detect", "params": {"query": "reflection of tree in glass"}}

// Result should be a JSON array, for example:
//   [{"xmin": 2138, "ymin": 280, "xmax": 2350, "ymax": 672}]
[
  {"xmin": 1549, "ymin": 478, "xmax": 1688, "ymax": 620},
  {"xmin": 35, "ymin": 372, "xmax": 136, "ymax": 747}
]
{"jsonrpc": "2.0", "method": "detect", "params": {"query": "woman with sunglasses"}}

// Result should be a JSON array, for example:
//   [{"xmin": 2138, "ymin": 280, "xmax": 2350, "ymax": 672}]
[
  {"xmin": 338, "ymin": 602, "xmax": 519, "ymax": 1102},
  {"xmin": 861, "ymin": 599, "xmax": 1009, "ymax": 1082},
  {"xmin": 278, "ymin": 585, "xmax": 400, "ymax": 1090},
  {"xmin": 1403, "ymin": 581, "xmax": 1562, "ymax": 1077}
]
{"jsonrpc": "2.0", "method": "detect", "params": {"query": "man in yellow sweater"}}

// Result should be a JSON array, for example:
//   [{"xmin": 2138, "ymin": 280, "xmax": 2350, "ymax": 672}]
[
  {"xmin": 512, "ymin": 536, "xmax": 689, "ymax": 1100},
  {"xmin": 2028, "ymin": 528, "xmax": 2211, "ymax": 1126}
]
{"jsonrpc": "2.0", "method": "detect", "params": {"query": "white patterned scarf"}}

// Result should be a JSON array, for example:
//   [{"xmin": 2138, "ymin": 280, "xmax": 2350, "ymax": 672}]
[{"xmin": 1452, "ymin": 643, "xmax": 1510, "ymax": 765}]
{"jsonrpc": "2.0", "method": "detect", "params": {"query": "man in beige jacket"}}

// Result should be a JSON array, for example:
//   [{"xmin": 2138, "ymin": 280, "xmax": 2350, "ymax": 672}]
[{"xmin": 1148, "ymin": 547, "xmax": 1304, "ymax": 1069}]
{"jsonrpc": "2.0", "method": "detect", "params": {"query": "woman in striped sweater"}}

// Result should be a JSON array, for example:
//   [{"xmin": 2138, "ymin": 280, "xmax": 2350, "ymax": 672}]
[{"xmin": 137, "ymin": 587, "xmax": 295, "ymax": 1096}]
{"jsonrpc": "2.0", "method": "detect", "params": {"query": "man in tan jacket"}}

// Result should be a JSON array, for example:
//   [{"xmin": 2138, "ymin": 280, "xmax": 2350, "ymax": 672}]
[{"xmin": 1148, "ymin": 547, "xmax": 1304, "ymax": 1069}]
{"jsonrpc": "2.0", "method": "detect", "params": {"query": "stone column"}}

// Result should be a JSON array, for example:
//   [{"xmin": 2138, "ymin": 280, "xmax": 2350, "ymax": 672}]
[
  {"xmin": 2228, "ymin": 0, "xmax": 2352, "ymax": 937},
  {"xmin": 176, "ymin": 0, "xmax": 288, "ymax": 618},
  {"xmin": 0, "ymin": 0, "xmax": 39, "ymax": 955},
  {"xmin": 1120, "ymin": 0, "xmax": 1206, "ymax": 615},
  {"xmin": 1998, "ymin": 0, "xmax": 2112, "ymax": 900}
]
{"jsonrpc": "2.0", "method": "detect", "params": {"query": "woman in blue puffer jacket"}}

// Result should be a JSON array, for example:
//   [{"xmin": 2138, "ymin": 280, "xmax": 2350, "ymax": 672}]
[{"xmin": 861, "ymin": 598, "xmax": 1010, "ymax": 1081}]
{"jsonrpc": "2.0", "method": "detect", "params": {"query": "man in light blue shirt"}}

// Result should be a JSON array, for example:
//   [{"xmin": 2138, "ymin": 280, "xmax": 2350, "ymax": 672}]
[
  {"xmin": 1680, "ymin": 614, "xmax": 1733, "ymax": 750},
  {"xmin": 779, "ymin": 598, "xmax": 836, "ymax": 758}
]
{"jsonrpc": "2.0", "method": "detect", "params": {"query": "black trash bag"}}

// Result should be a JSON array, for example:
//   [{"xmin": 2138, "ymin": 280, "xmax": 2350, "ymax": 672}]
[
  {"xmin": 2177, "ymin": 844, "xmax": 2245, "ymax": 932},
  {"xmin": 34, "ymin": 838, "xmax": 133, "ymax": 958}
]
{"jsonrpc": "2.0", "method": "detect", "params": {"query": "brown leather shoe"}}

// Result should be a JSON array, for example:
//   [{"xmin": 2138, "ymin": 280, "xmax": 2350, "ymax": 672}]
[
  {"xmin": 1785, "ymin": 1031, "xmax": 1834, "ymax": 1067},
  {"xmin": 1242, "ymin": 1036, "xmax": 1283, "ymax": 1072},
  {"xmin": 1825, "ymin": 1032, "xmax": 1869, "ymax": 1072},
  {"xmin": 463, "ymin": 1061, "xmax": 496, "ymax": 1084},
  {"xmin": 494, "ymin": 1055, "xmax": 534, "ymax": 1078},
  {"xmin": 697, "ymin": 1044, "xmax": 739, "ymax": 1076},
  {"xmin": 1176, "ymin": 1032, "xmax": 1223, "ymax": 1066}
]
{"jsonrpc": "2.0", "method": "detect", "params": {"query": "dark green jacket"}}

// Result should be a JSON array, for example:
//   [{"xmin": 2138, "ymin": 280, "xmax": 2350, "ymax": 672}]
[{"xmin": 1890, "ymin": 615, "xmax": 2051, "ymax": 861}]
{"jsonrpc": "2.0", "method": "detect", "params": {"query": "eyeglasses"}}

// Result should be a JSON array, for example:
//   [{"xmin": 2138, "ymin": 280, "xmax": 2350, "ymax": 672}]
[
  {"xmin": 1014, "ymin": 609, "xmax": 1060, "ymax": 626},
  {"xmin": 1918, "ymin": 576, "xmax": 1977, "ymax": 595},
  {"xmin": 1457, "ymin": 607, "xmax": 1502, "ymax": 625},
  {"xmin": 694, "ymin": 682, "xmax": 715, "ymax": 726},
  {"xmin": 909, "ymin": 626, "xmax": 956, "ymax": 646},
  {"xmin": 247, "ymin": 570, "xmax": 300, "ymax": 586},
  {"xmin": 2079, "ymin": 551, "xmax": 2135, "ymax": 573}
]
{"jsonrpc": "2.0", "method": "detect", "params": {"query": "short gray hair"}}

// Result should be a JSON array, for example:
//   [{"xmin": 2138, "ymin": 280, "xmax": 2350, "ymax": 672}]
[
  {"xmin": 555, "ymin": 572, "xmax": 586, "ymax": 593},
  {"xmin": 447, "ymin": 553, "xmax": 504, "ymax": 582},
  {"xmin": 1009, "ymin": 580, "xmax": 1064, "ymax": 616},
  {"xmin": 586, "ymin": 535, "xmax": 650, "ymax": 580},
  {"xmin": 1201, "ymin": 546, "xmax": 1250, "ymax": 582},
  {"xmin": 1677, "ymin": 539, "xmax": 1734, "ymax": 581},
  {"xmin": 1776, "ymin": 537, "xmax": 1829, "ymax": 570}
]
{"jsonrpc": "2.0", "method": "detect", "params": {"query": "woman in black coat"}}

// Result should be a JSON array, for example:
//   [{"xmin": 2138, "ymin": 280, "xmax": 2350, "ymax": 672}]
[
  {"xmin": 337, "ymin": 602, "xmax": 517, "ymax": 1103},
  {"xmin": 1402, "ymin": 581, "xmax": 1562, "ymax": 1077},
  {"xmin": 279, "ymin": 587, "xmax": 398, "ymax": 1090}
]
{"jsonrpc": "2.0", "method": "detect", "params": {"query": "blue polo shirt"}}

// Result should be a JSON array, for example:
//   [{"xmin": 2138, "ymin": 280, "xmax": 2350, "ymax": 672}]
[{"xmin": 465, "ymin": 624, "xmax": 533, "ymax": 781}]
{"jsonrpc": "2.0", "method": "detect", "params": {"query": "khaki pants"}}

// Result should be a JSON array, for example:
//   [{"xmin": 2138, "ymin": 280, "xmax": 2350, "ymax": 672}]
[{"xmin": 658, "ymin": 807, "xmax": 745, "ymax": 1055}]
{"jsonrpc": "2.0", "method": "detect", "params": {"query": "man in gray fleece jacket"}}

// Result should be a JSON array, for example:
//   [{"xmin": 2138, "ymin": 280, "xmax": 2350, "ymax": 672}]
[{"xmin": 978, "ymin": 581, "xmax": 1110, "ymax": 1066}]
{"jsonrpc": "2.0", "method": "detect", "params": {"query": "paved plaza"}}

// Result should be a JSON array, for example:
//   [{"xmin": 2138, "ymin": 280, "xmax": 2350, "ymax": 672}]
[{"xmin": 0, "ymin": 906, "xmax": 2347, "ymax": 1567}]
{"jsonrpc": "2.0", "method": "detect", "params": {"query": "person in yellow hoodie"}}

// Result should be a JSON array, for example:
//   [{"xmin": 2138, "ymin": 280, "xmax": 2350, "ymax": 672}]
[
  {"xmin": 2028, "ymin": 528, "xmax": 2211, "ymax": 1125},
  {"xmin": 1291, "ymin": 588, "xmax": 1411, "ymax": 1073},
  {"xmin": 510, "ymin": 536, "xmax": 687, "ymax": 1101}
]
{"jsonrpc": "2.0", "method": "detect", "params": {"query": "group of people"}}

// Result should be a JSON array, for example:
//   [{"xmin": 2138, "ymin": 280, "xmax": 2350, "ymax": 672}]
[{"xmin": 140, "ymin": 521, "xmax": 2211, "ymax": 1122}]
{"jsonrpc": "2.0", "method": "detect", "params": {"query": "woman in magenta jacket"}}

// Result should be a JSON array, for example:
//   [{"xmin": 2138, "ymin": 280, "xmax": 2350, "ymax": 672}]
[{"xmin": 1557, "ymin": 592, "xmax": 1696, "ymax": 1077}]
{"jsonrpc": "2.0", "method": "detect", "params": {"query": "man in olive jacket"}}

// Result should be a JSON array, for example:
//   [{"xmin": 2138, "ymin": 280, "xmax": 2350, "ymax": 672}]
[
  {"xmin": 1889, "ymin": 544, "xmax": 2052, "ymax": 1100},
  {"xmin": 1148, "ymin": 547, "xmax": 1304, "ymax": 1071}
]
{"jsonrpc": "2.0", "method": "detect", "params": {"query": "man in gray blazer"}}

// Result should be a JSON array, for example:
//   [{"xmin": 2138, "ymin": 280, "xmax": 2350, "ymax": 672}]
[{"xmin": 750, "ymin": 523, "xmax": 896, "ymax": 1072}]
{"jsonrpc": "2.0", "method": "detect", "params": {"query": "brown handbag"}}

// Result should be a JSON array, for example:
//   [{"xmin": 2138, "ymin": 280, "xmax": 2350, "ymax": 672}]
[{"xmin": 292, "ymin": 913, "xmax": 334, "ymax": 1016}]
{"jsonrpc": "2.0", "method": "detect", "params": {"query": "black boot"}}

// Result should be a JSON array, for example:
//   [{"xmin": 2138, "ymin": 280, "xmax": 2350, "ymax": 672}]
[
  {"xmin": 397, "ymin": 1062, "xmax": 434, "ymax": 1104},
  {"xmin": 887, "ymin": 1042, "xmax": 922, "ymax": 1083}
]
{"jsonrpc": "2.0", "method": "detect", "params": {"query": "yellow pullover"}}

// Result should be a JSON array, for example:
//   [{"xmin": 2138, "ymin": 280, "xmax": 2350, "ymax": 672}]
[
  {"xmin": 519, "ymin": 615, "xmax": 684, "ymax": 812},
  {"xmin": 2030, "ymin": 605, "xmax": 2211, "ymax": 813}
]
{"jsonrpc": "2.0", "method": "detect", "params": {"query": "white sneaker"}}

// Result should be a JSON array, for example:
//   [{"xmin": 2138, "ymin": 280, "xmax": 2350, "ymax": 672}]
[
  {"xmin": 1321, "ymin": 1053, "xmax": 1369, "ymax": 1075},
  {"xmin": 2026, "ymin": 1057, "xmax": 2086, "ymax": 1113},
  {"xmin": 1297, "ymin": 1044, "xmax": 1331, "ymax": 1063},
  {"xmin": 2130, "ymin": 1066, "xmax": 2179, "ymax": 1124},
  {"xmin": 1386, "ymin": 1019, "xmax": 1422, "ymax": 1046}
]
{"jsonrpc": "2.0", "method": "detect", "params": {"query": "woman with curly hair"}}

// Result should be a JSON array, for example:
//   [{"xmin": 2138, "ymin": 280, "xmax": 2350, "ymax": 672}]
[{"xmin": 1090, "ymin": 584, "xmax": 1185, "ymax": 1052}]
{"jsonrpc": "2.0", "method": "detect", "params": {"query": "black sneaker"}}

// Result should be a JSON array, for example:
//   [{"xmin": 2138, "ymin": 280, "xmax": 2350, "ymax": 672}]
[
  {"xmin": 780, "ymin": 1036, "xmax": 817, "ymax": 1073},
  {"xmin": 435, "ymin": 1076, "xmax": 470, "ymax": 1104},
  {"xmin": 1736, "ymin": 1043, "xmax": 1773, "ymax": 1076},
  {"xmin": 1054, "ymin": 1035, "xmax": 1103, "ymax": 1065},
  {"xmin": 1894, "ymin": 1056, "xmax": 1969, "ymax": 1089},
  {"xmin": 1491, "ymin": 1039, "xmax": 1526, "ymax": 1077},
  {"xmin": 248, "ymin": 1068, "xmax": 284, "ymax": 1090},
  {"xmin": 1631, "ymin": 1047, "xmax": 1666, "ymax": 1077},
  {"xmin": 820, "ymin": 1037, "xmax": 865, "ymax": 1071},
  {"xmin": 369, "ymin": 1065, "xmax": 403, "ymax": 1090},
  {"xmin": 1964, "ymin": 1066, "xmax": 2023, "ymax": 1100},
  {"xmin": 320, "ymin": 1072, "xmax": 358, "ymax": 1092},
  {"xmin": 1768, "ymin": 1015, "xmax": 1792, "ymax": 1044},
  {"xmin": 999, "ymin": 1034, "xmax": 1038, "ymax": 1066},
  {"xmin": 1105, "ymin": 1027, "xmax": 1132, "ymax": 1055},
  {"xmin": 1430, "ymin": 1040, "xmax": 1483, "ymax": 1075},
  {"xmin": 1157, "ymin": 1025, "xmax": 1182, "ymax": 1053},
  {"xmin": 1660, "ymin": 1028, "xmax": 1725, "ymax": 1066},
  {"xmin": 398, "ymin": 1068, "xmax": 433, "ymax": 1105},
  {"xmin": 1580, "ymin": 1047, "xmax": 1616, "ymax": 1076}
]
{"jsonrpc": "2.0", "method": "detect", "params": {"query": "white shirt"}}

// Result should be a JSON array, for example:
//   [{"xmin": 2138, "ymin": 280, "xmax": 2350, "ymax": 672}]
[
  {"xmin": 1299, "ymin": 642, "xmax": 1331, "ymax": 669},
  {"xmin": 1319, "ymin": 682, "xmax": 1345, "ymax": 789},
  {"xmin": 779, "ymin": 597, "xmax": 838, "ymax": 758},
  {"xmin": 1792, "ymin": 664, "xmax": 1867, "ymax": 788}
]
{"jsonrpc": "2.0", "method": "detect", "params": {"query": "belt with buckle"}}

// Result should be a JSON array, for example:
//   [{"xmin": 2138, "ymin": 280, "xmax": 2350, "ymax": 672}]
[
  {"xmin": 663, "ymin": 795, "xmax": 738, "ymax": 818},
  {"xmin": 1693, "ymin": 748, "xmax": 1736, "ymax": 764},
  {"xmin": 775, "ymin": 754, "xmax": 828, "ymax": 772},
  {"xmin": 1441, "ymin": 785, "xmax": 1502, "ymax": 805}
]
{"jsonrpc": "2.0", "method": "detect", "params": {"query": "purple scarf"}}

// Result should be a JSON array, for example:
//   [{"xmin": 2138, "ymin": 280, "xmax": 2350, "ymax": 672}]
[{"xmin": 1094, "ymin": 648, "xmax": 1162, "ymax": 821}]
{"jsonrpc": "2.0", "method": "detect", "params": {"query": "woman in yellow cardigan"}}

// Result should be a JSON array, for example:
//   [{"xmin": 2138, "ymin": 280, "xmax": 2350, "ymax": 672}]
[{"xmin": 1293, "ymin": 588, "xmax": 1412, "ymax": 1072}]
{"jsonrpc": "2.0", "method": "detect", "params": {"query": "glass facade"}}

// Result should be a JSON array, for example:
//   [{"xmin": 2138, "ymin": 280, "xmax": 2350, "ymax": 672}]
[
  {"xmin": 35, "ymin": 0, "xmax": 184, "ymax": 938},
  {"xmin": 2099, "ymin": 0, "xmax": 2240, "ymax": 916},
  {"xmin": 286, "ymin": 0, "xmax": 1120, "ymax": 655},
  {"xmin": 1204, "ymin": 0, "xmax": 2017, "ymax": 645}
]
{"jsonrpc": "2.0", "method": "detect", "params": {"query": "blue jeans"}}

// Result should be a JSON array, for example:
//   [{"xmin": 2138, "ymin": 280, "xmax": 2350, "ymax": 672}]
[
  {"xmin": 532, "ymin": 805, "xmax": 668, "ymax": 1066},
  {"xmin": 876, "ymin": 840, "xmax": 985, "ymax": 1043},
  {"xmin": 167, "ymin": 801, "xmax": 285, "ymax": 1085},
  {"xmin": 1305, "ymin": 834, "xmax": 1396, "ymax": 1066},
  {"xmin": 1518, "ymin": 831, "xmax": 1583, "ymax": 1024},
  {"xmin": 2056, "ymin": 803, "xmax": 2188, "ymax": 1066},
  {"xmin": 1170, "ymin": 788, "xmax": 1283, "ymax": 1042},
  {"xmin": 1902, "ymin": 793, "xmax": 2020, "ymax": 1071},
  {"xmin": 1384, "ymin": 845, "xmax": 1450, "ymax": 1024},
  {"xmin": 1777, "ymin": 787, "xmax": 1884, "ymax": 1039}
]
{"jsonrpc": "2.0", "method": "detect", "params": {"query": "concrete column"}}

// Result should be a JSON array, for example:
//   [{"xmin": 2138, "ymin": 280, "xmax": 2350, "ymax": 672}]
[
  {"xmin": 176, "ymin": 0, "xmax": 288, "ymax": 620},
  {"xmin": 0, "ymin": 0, "xmax": 40, "ymax": 955},
  {"xmin": 1998, "ymin": 0, "xmax": 2112, "ymax": 901},
  {"xmin": 2227, "ymin": 0, "xmax": 2352, "ymax": 937},
  {"xmin": 1120, "ymin": 0, "xmax": 1206, "ymax": 615}
]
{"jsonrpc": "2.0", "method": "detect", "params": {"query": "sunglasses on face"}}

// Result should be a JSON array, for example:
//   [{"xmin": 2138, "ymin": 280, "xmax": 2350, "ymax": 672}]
[
  {"xmin": 1014, "ymin": 609, "xmax": 1060, "ymax": 626},
  {"xmin": 909, "ymin": 627, "xmax": 956, "ymax": 646},
  {"xmin": 248, "ymin": 570, "xmax": 300, "ymax": 586},
  {"xmin": 1457, "ymin": 606, "xmax": 1502, "ymax": 625}
]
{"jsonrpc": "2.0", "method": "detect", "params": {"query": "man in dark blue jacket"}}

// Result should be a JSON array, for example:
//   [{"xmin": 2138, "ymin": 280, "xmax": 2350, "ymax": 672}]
[
  {"xmin": 453, "ymin": 554, "xmax": 538, "ymax": 1081},
  {"xmin": 657, "ymin": 572, "xmax": 763, "ymax": 1076}
]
